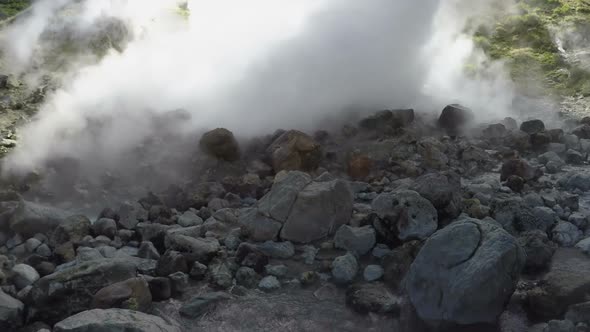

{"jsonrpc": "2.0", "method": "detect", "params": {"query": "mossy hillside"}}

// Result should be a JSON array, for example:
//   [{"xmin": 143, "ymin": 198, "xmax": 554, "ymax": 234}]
[
  {"xmin": 473, "ymin": 0, "xmax": 590, "ymax": 97},
  {"xmin": 0, "ymin": 0, "xmax": 30, "ymax": 19}
]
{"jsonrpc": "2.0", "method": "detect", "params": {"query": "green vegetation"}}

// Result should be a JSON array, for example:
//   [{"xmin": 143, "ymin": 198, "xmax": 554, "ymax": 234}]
[
  {"xmin": 473, "ymin": 0, "xmax": 590, "ymax": 97},
  {"xmin": 0, "ymin": 0, "xmax": 30, "ymax": 19}
]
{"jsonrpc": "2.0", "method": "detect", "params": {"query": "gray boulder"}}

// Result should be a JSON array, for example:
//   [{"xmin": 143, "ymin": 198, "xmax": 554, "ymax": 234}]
[
  {"xmin": 117, "ymin": 201, "xmax": 148, "ymax": 230},
  {"xmin": 410, "ymin": 172, "xmax": 462, "ymax": 221},
  {"xmin": 241, "ymin": 171, "xmax": 353, "ymax": 243},
  {"xmin": 334, "ymin": 225, "xmax": 376, "ymax": 255},
  {"xmin": 53, "ymin": 309, "xmax": 180, "ymax": 332},
  {"xmin": 91, "ymin": 218, "xmax": 117, "ymax": 239},
  {"xmin": 256, "ymin": 241, "xmax": 295, "ymax": 259},
  {"xmin": 406, "ymin": 218, "xmax": 525, "ymax": 325},
  {"xmin": 10, "ymin": 201, "xmax": 70, "ymax": 237},
  {"xmin": 279, "ymin": 178, "xmax": 353, "ymax": 243},
  {"xmin": 331, "ymin": 252, "xmax": 358, "ymax": 285},
  {"xmin": 177, "ymin": 211, "xmax": 203, "ymax": 227},
  {"xmin": 11, "ymin": 263, "xmax": 39, "ymax": 289},
  {"xmin": 29, "ymin": 259, "xmax": 136, "ymax": 323},
  {"xmin": 0, "ymin": 289, "xmax": 23, "ymax": 329},
  {"xmin": 372, "ymin": 190, "xmax": 437, "ymax": 241}
]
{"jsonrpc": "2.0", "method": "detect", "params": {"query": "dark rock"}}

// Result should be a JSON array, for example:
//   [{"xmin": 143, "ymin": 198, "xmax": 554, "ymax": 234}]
[
  {"xmin": 256, "ymin": 241, "xmax": 295, "ymax": 259},
  {"xmin": 382, "ymin": 240, "xmax": 421, "ymax": 290},
  {"xmin": 531, "ymin": 133, "xmax": 552, "ymax": 150},
  {"xmin": 155, "ymin": 250, "xmax": 188, "ymax": 277},
  {"xmin": 92, "ymin": 277, "xmax": 151, "ymax": 311},
  {"xmin": 500, "ymin": 159, "xmax": 542, "ymax": 182},
  {"xmin": 0, "ymin": 289, "xmax": 23, "ymax": 329},
  {"xmin": 169, "ymin": 271, "xmax": 189, "ymax": 295},
  {"xmin": 11, "ymin": 264, "xmax": 39, "ymax": 289},
  {"xmin": 208, "ymin": 259, "xmax": 233, "ymax": 289},
  {"xmin": 266, "ymin": 130, "xmax": 322, "ymax": 172},
  {"xmin": 50, "ymin": 215, "xmax": 91, "ymax": 247},
  {"xmin": 117, "ymin": 202, "xmax": 148, "ymax": 230},
  {"xmin": 235, "ymin": 267, "xmax": 260, "ymax": 288},
  {"xmin": 372, "ymin": 190, "xmax": 438, "ymax": 241},
  {"xmin": 199, "ymin": 128, "xmax": 240, "ymax": 162},
  {"xmin": 573, "ymin": 125, "xmax": 590, "ymax": 139},
  {"xmin": 189, "ymin": 262, "xmax": 207, "ymax": 280},
  {"xmin": 566, "ymin": 301, "xmax": 590, "ymax": 325},
  {"xmin": 348, "ymin": 153, "xmax": 372, "ymax": 180},
  {"xmin": 334, "ymin": 225, "xmax": 376, "ymax": 256},
  {"xmin": 506, "ymin": 175, "xmax": 525, "ymax": 193},
  {"xmin": 346, "ymin": 283, "xmax": 401, "ymax": 315},
  {"xmin": 137, "ymin": 241, "xmax": 160, "ymax": 260},
  {"xmin": 147, "ymin": 277, "xmax": 171, "ymax": 301},
  {"xmin": 483, "ymin": 123, "xmax": 507, "ymax": 140},
  {"xmin": 53, "ymin": 308, "xmax": 180, "ymax": 332},
  {"xmin": 235, "ymin": 243, "xmax": 268, "ymax": 273},
  {"xmin": 91, "ymin": 218, "xmax": 117, "ymax": 239},
  {"xmin": 438, "ymin": 104, "xmax": 474, "ymax": 136},
  {"xmin": 410, "ymin": 172, "xmax": 462, "ymax": 222},
  {"xmin": 331, "ymin": 252, "xmax": 358, "ymax": 285},
  {"xmin": 518, "ymin": 230, "xmax": 557, "ymax": 273},
  {"xmin": 97, "ymin": 207, "xmax": 119, "ymax": 221},
  {"xmin": 552, "ymin": 222, "xmax": 582, "ymax": 247},
  {"xmin": 566, "ymin": 149, "xmax": 586, "ymax": 165},
  {"xmin": 520, "ymin": 119, "xmax": 545, "ymax": 135},
  {"xmin": 406, "ymin": 218, "xmax": 525, "ymax": 325}
]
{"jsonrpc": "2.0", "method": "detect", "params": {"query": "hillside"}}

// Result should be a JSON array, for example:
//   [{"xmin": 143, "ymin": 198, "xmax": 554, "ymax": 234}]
[
  {"xmin": 0, "ymin": 0, "xmax": 30, "ymax": 19},
  {"xmin": 474, "ymin": 0, "xmax": 590, "ymax": 97}
]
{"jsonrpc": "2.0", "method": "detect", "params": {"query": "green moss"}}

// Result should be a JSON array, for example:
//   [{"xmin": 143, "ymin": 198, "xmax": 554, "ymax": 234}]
[
  {"xmin": 473, "ymin": 0, "xmax": 590, "ymax": 97},
  {"xmin": 0, "ymin": 0, "xmax": 30, "ymax": 18}
]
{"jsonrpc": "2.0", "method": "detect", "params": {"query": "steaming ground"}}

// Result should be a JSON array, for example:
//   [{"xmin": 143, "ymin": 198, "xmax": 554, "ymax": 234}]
[{"xmin": 0, "ymin": 0, "xmax": 526, "ymax": 183}]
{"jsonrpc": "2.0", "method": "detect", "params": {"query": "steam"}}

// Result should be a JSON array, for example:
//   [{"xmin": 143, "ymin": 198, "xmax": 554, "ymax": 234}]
[{"xmin": 1, "ymin": 0, "xmax": 519, "ymax": 175}]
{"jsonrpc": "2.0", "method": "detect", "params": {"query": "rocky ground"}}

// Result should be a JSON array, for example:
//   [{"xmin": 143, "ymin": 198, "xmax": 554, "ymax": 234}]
[{"xmin": 0, "ymin": 98, "xmax": 590, "ymax": 332}]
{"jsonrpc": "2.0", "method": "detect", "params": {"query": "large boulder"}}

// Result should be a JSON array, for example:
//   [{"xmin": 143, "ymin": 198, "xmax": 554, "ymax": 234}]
[
  {"xmin": 92, "ymin": 277, "xmax": 152, "ymax": 312},
  {"xmin": 528, "ymin": 248, "xmax": 590, "ymax": 318},
  {"xmin": 28, "ymin": 259, "xmax": 136, "ymax": 323},
  {"xmin": 199, "ymin": 128, "xmax": 240, "ymax": 162},
  {"xmin": 0, "ymin": 289, "xmax": 23, "ymax": 329},
  {"xmin": 10, "ymin": 201, "xmax": 70, "ymax": 237},
  {"xmin": 241, "ymin": 171, "xmax": 353, "ymax": 243},
  {"xmin": 438, "ymin": 104, "xmax": 474, "ymax": 136},
  {"xmin": 410, "ymin": 172, "xmax": 462, "ymax": 221},
  {"xmin": 372, "ymin": 190, "xmax": 438, "ymax": 241},
  {"xmin": 53, "ymin": 309, "xmax": 180, "ymax": 332},
  {"xmin": 266, "ymin": 130, "xmax": 322, "ymax": 172},
  {"xmin": 279, "ymin": 178, "xmax": 353, "ymax": 243},
  {"xmin": 406, "ymin": 218, "xmax": 525, "ymax": 326},
  {"xmin": 334, "ymin": 225, "xmax": 376, "ymax": 256},
  {"xmin": 520, "ymin": 119, "xmax": 545, "ymax": 135}
]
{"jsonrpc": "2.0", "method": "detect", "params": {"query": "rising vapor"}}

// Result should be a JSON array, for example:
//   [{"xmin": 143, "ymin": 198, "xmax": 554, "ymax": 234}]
[{"xmin": 1, "ymin": 0, "xmax": 517, "ymax": 175}]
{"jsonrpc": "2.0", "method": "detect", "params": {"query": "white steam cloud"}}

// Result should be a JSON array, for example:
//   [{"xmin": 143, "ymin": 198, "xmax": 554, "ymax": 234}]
[{"xmin": 1, "ymin": 0, "xmax": 518, "ymax": 174}]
